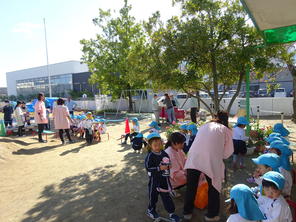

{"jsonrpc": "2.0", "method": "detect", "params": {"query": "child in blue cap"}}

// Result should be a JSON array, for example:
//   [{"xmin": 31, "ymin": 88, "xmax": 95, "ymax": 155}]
[
  {"xmin": 273, "ymin": 123, "xmax": 290, "ymax": 137},
  {"xmin": 123, "ymin": 117, "xmax": 140, "ymax": 144},
  {"xmin": 149, "ymin": 121, "xmax": 161, "ymax": 133},
  {"xmin": 232, "ymin": 116, "xmax": 249, "ymax": 169},
  {"xmin": 131, "ymin": 133, "xmax": 147, "ymax": 153},
  {"xmin": 266, "ymin": 141, "xmax": 293, "ymax": 197},
  {"xmin": 247, "ymin": 153, "xmax": 280, "ymax": 187},
  {"xmin": 144, "ymin": 132, "xmax": 180, "ymax": 222},
  {"xmin": 226, "ymin": 184, "xmax": 266, "ymax": 222},
  {"xmin": 257, "ymin": 171, "xmax": 292, "ymax": 221},
  {"xmin": 183, "ymin": 124, "xmax": 198, "ymax": 154}
]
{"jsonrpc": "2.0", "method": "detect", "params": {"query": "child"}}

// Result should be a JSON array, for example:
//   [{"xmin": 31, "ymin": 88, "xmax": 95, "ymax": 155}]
[
  {"xmin": 144, "ymin": 132, "xmax": 180, "ymax": 222},
  {"xmin": 179, "ymin": 124, "xmax": 189, "ymax": 146},
  {"xmin": 265, "ymin": 135, "xmax": 290, "ymax": 146},
  {"xmin": 164, "ymin": 132, "xmax": 187, "ymax": 196},
  {"xmin": 123, "ymin": 117, "xmax": 140, "ymax": 144},
  {"xmin": 232, "ymin": 116, "xmax": 249, "ymax": 169},
  {"xmin": 93, "ymin": 119, "xmax": 101, "ymax": 142},
  {"xmin": 77, "ymin": 115, "xmax": 86, "ymax": 138},
  {"xmin": 84, "ymin": 112, "xmax": 94, "ymax": 145},
  {"xmin": 183, "ymin": 124, "xmax": 197, "ymax": 154},
  {"xmin": 149, "ymin": 121, "xmax": 161, "ymax": 133},
  {"xmin": 266, "ymin": 141, "xmax": 293, "ymax": 197},
  {"xmin": 247, "ymin": 153, "xmax": 280, "ymax": 187},
  {"xmin": 257, "ymin": 171, "xmax": 292, "ymax": 221},
  {"xmin": 226, "ymin": 184, "xmax": 266, "ymax": 222},
  {"xmin": 98, "ymin": 119, "xmax": 107, "ymax": 134},
  {"xmin": 273, "ymin": 123, "xmax": 290, "ymax": 137},
  {"xmin": 131, "ymin": 133, "xmax": 147, "ymax": 153}
]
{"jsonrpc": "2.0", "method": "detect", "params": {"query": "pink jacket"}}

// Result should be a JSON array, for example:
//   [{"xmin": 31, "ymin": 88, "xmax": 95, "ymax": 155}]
[
  {"xmin": 53, "ymin": 105, "xmax": 70, "ymax": 130},
  {"xmin": 165, "ymin": 146, "xmax": 187, "ymax": 188},
  {"xmin": 34, "ymin": 101, "xmax": 48, "ymax": 124},
  {"xmin": 184, "ymin": 122, "xmax": 233, "ymax": 192}
]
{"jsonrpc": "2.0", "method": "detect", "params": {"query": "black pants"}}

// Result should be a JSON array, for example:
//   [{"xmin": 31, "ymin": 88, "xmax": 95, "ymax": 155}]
[
  {"xmin": 148, "ymin": 178, "xmax": 175, "ymax": 214},
  {"xmin": 183, "ymin": 169, "xmax": 220, "ymax": 218},
  {"xmin": 18, "ymin": 125, "xmax": 24, "ymax": 136},
  {"xmin": 4, "ymin": 119, "xmax": 12, "ymax": 127},
  {"xmin": 59, "ymin": 129, "xmax": 72, "ymax": 142},
  {"xmin": 125, "ymin": 132, "xmax": 138, "ymax": 142},
  {"xmin": 38, "ymin": 124, "xmax": 47, "ymax": 141},
  {"xmin": 69, "ymin": 111, "xmax": 74, "ymax": 115},
  {"xmin": 190, "ymin": 107, "xmax": 197, "ymax": 123},
  {"xmin": 85, "ymin": 129, "xmax": 93, "ymax": 144}
]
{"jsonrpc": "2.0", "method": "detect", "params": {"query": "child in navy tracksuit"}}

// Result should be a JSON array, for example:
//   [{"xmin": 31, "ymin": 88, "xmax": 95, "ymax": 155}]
[
  {"xmin": 131, "ymin": 133, "xmax": 147, "ymax": 153},
  {"xmin": 145, "ymin": 132, "xmax": 180, "ymax": 222}
]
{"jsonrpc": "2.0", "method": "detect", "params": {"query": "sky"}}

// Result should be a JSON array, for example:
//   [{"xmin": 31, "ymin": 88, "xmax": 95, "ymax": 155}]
[{"xmin": 0, "ymin": 0, "xmax": 180, "ymax": 87}]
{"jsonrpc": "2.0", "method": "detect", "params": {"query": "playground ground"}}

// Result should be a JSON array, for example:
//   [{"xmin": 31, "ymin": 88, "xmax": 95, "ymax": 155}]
[{"xmin": 0, "ymin": 117, "xmax": 295, "ymax": 222}]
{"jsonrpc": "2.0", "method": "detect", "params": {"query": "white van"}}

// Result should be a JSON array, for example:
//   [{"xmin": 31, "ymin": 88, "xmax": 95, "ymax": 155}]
[{"xmin": 274, "ymin": 88, "xmax": 286, "ymax": 97}]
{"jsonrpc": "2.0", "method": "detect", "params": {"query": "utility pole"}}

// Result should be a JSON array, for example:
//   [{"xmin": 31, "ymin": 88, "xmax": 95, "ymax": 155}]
[{"xmin": 43, "ymin": 18, "xmax": 52, "ymax": 97}]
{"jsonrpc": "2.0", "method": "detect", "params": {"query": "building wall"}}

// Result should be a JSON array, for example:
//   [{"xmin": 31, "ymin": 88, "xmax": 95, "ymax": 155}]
[
  {"xmin": 6, "ymin": 61, "xmax": 88, "ymax": 96},
  {"xmin": 72, "ymin": 72, "xmax": 99, "ymax": 94},
  {"xmin": 0, "ymin": 87, "xmax": 7, "ymax": 97}
]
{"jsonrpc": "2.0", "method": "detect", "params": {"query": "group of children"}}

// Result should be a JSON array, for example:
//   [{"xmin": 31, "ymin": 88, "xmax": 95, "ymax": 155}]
[
  {"xmin": 228, "ymin": 119, "xmax": 294, "ymax": 221},
  {"xmin": 141, "ymin": 116, "xmax": 294, "ymax": 222},
  {"xmin": 71, "ymin": 112, "xmax": 107, "ymax": 145}
]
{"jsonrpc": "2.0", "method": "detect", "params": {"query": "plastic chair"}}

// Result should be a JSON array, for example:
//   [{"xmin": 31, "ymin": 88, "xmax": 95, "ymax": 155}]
[{"xmin": 287, "ymin": 199, "xmax": 296, "ymax": 222}]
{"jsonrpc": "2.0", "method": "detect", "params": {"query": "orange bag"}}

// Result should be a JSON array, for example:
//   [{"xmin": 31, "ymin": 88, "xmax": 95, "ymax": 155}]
[{"xmin": 194, "ymin": 180, "xmax": 208, "ymax": 209}]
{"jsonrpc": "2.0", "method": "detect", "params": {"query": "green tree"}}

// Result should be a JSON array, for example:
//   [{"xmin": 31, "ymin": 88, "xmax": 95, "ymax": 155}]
[
  {"xmin": 145, "ymin": 0, "xmax": 279, "ymax": 114},
  {"xmin": 80, "ymin": 0, "xmax": 148, "ymax": 111}
]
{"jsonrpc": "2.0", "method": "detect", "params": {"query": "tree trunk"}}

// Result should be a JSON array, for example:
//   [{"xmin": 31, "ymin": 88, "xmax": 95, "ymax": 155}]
[
  {"xmin": 196, "ymin": 91, "xmax": 200, "ymax": 112},
  {"xmin": 227, "ymin": 71, "xmax": 245, "ymax": 113},
  {"xmin": 127, "ymin": 91, "xmax": 133, "ymax": 112},
  {"xmin": 287, "ymin": 64, "xmax": 296, "ymax": 122},
  {"xmin": 211, "ymin": 52, "xmax": 219, "ymax": 113}
]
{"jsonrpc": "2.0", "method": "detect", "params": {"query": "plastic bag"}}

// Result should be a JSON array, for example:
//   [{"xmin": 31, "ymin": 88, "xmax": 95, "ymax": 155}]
[{"xmin": 194, "ymin": 174, "xmax": 208, "ymax": 209}]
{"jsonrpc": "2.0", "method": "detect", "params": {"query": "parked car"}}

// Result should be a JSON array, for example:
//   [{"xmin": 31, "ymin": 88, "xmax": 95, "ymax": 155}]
[
  {"xmin": 257, "ymin": 88, "xmax": 269, "ymax": 97},
  {"xmin": 274, "ymin": 88, "xmax": 286, "ymax": 97},
  {"xmin": 288, "ymin": 89, "xmax": 294, "ymax": 97}
]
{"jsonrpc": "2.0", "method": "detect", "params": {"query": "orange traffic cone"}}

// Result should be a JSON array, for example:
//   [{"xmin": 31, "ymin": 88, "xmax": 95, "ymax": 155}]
[{"xmin": 125, "ymin": 118, "xmax": 130, "ymax": 134}]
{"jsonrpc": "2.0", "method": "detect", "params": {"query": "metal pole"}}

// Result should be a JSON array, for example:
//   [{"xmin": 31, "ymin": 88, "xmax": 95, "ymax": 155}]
[
  {"xmin": 281, "ymin": 112, "xmax": 284, "ymax": 124},
  {"xmin": 43, "ymin": 18, "xmax": 52, "ymax": 97},
  {"xmin": 257, "ymin": 105, "xmax": 260, "ymax": 123},
  {"xmin": 246, "ymin": 65, "xmax": 250, "ymax": 136}
]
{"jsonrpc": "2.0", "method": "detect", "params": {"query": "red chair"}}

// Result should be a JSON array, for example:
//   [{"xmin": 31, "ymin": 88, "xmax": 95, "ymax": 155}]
[{"xmin": 287, "ymin": 199, "xmax": 296, "ymax": 222}]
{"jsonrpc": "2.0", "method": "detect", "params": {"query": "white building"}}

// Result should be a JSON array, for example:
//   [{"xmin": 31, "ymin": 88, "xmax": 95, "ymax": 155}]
[{"xmin": 6, "ymin": 61, "xmax": 97, "ymax": 97}]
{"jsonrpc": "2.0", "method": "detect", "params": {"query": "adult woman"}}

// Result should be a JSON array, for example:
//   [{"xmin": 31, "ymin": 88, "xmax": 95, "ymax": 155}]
[
  {"xmin": 34, "ymin": 93, "xmax": 48, "ymax": 143},
  {"xmin": 163, "ymin": 93, "xmax": 176, "ymax": 124},
  {"xmin": 52, "ymin": 98, "xmax": 73, "ymax": 145},
  {"xmin": 14, "ymin": 101, "xmax": 25, "ymax": 136},
  {"xmin": 183, "ymin": 111, "xmax": 234, "ymax": 221}
]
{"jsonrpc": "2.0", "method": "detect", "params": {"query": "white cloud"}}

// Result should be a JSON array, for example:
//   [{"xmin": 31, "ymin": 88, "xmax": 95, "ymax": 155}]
[{"xmin": 12, "ymin": 22, "xmax": 42, "ymax": 39}]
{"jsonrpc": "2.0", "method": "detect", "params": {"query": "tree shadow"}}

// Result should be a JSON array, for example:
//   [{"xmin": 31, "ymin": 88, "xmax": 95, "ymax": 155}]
[
  {"xmin": 59, "ymin": 143, "xmax": 88, "ymax": 156},
  {"xmin": 12, "ymin": 144, "xmax": 63, "ymax": 155},
  {"xmin": 0, "ymin": 138, "xmax": 35, "ymax": 146}
]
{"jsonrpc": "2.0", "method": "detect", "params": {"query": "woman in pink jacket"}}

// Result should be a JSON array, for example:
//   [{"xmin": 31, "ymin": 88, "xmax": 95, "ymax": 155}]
[
  {"xmin": 34, "ymin": 93, "xmax": 48, "ymax": 143},
  {"xmin": 183, "ymin": 111, "xmax": 234, "ymax": 221},
  {"xmin": 53, "ymin": 98, "xmax": 73, "ymax": 145},
  {"xmin": 165, "ymin": 132, "xmax": 187, "ymax": 193}
]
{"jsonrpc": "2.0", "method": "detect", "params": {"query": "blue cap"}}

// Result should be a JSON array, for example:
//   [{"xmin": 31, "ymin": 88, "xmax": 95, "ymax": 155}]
[
  {"xmin": 269, "ymin": 141, "xmax": 292, "ymax": 156},
  {"xmin": 99, "ymin": 118, "xmax": 106, "ymax": 123},
  {"xmin": 237, "ymin": 116, "xmax": 249, "ymax": 125},
  {"xmin": 262, "ymin": 171, "xmax": 285, "ymax": 190},
  {"xmin": 266, "ymin": 136, "xmax": 290, "ymax": 145},
  {"xmin": 273, "ymin": 123, "xmax": 290, "ymax": 137},
  {"xmin": 86, "ymin": 112, "xmax": 92, "ymax": 115},
  {"xmin": 81, "ymin": 115, "xmax": 87, "ymax": 119},
  {"xmin": 94, "ymin": 119, "xmax": 100, "ymax": 123},
  {"xmin": 145, "ymin": 132, "xmax": 161, "ymax": 141},
  {"xmin": 149, "ymin": 121, "xmax": 160, "ymax": 130},
  {"xmin": 179, "ymin": 124, "xmax": 188, "ymax": 130},
  {"xmin": 187, "ymin": 124, "xmax": 198, "ymax": 136},
  {"xmin": 252, "ymin": 153, "xmax": 280, "ymax": 172},
  {"xmin": 135, "ymin": 133, "xmax": 143, "ymax": 138},
  {"xmin": 268, "ymin": 133, "xmax": 282, "ymax": 138},
  {"xmin": 132, "ymin": 117, "xmax": 138, "ymax": 122},
  {"xmin": 230, "ymin": 184, "xmax": 266, "ymax": 220}
]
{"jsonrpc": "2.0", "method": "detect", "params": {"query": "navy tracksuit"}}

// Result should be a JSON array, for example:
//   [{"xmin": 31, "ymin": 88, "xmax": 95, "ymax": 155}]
[
  {"xmin": 145, "ymin": 151, "xmax": 175, "ymax": 213},
  {"xmin": 131, "ymin": 137, "xmax": 147, "ymax": 151}
]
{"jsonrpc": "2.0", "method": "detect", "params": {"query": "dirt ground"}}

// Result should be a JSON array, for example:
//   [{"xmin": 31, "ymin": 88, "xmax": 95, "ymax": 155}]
[{"xmin": 0, "ymin": 116, "xmax": 295, "ymax": 222}]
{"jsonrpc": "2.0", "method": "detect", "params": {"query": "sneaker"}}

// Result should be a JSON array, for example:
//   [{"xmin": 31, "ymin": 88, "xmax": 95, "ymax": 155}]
[
  {"xmin": 169, "ymin": 214, "xmax": 180, "ymax": 222},
  {"xmin": 39, "ymin": 140, "xmax": 47, "ymax": 143},
  {"xmin": 146, "ymin": 209, "xmax": 159, "ymax": 220},
  {"xmin": 183, "ymin": 214, "xmax": 192, "ymax": 220},
  {"xmin": 122, "ymin": 141, "xmax": 127, "ymax": 145},
  {"xmin": 204, "ymin": 215, "xmax": 220, "ymax": 221}
]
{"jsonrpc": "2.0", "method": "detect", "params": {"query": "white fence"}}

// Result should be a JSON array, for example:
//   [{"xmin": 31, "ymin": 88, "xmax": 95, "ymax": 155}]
[{"xmin": 75, "ymin": 97, "xmax": 294, "ymax": 117}]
